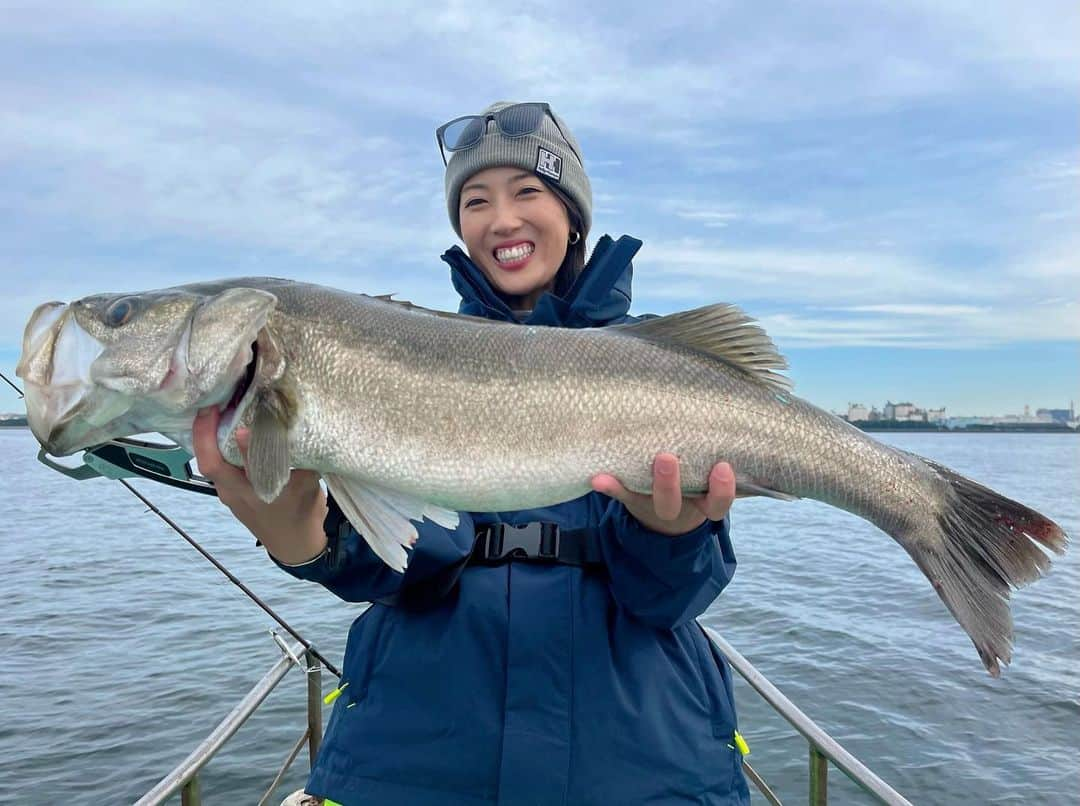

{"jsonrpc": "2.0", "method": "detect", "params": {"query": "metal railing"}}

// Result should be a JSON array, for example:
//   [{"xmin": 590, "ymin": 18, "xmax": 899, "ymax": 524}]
[
  {"xmin": 136, "ymin": 639, "xmax": 322, "ymax": 806},
  {"xmin": 138, "ymin": 629, "xmax": 911, "ymax": 806},
  {"xmin": 702, "ymin": 625, "xmax": 912, "ymax": 806}
]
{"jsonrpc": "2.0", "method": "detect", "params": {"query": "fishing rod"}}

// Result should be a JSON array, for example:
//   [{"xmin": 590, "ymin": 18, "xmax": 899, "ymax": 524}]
[
  {"xmin": 1, "ymin": 369, "xmax": 341, "ymax": 679},
  {"xmin": 1, "ymin": 370, "xmax": 23, "ymax": 397}
]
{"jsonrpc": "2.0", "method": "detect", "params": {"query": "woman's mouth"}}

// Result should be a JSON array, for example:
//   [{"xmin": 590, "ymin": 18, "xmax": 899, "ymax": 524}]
[{"xmin": 493, "ymin": 241, "xmax": 535, "ymax": 270}]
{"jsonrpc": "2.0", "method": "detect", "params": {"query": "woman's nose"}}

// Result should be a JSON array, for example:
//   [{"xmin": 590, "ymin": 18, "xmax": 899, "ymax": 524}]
[{"xmin": 490, "ymin": 203, "xmax": 523, "ymax": 234}]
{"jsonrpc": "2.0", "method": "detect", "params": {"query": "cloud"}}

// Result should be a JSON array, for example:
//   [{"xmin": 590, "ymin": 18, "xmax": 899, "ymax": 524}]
[
  {"xmin": 635, "ymin": 239, "xmax": 983, "ymax": 296},
  {"xmin": 758, "ymin": 302, "xmax": 1080, "ymax": 349},
  {"xmin": 670, "ymin": 209, "xmax": 741, "ymax": 228},
  {"xmin": 0, "ymin": 79, "xmax": 453, "ymax": 264},
  {"xmin": 1008, "ymin": 234, "xmax": 1080, "ymax": 280},
  {"xmin": 659, "ymin": 199, "xmax": 835, "ymax": 235},
  {"xmin": 626, "ymin": 237, "xmax": 1078, "ymax": 347},
  {"xmin": 0, "ymin": 0, "xmax": 1077, "ymax": 368},
  {"xmin": 835, "ymin": 304, "xmax": 987, "ymax": 316},
  {"xmin": 4, "ymin": 2, "xmax": 1077, "ymax": 134}
]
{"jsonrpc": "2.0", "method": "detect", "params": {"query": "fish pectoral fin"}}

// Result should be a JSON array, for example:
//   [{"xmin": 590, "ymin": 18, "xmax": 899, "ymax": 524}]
[
  {"xmin": 247, "ymin": 393, "xmax": 292, "ymax": 503},
  {"xmin": 324, "ymin": 474, "xmax": 460, "ymax": 574},
  {"xmin": 735, "ymin": 478, "xmax": 800, "ymax": 501}
]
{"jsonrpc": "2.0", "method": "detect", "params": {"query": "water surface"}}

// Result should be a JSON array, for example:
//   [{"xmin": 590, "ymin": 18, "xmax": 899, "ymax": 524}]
[{"xmin": 1, "ymin": 430, "xmax": 1076, "ymax": 803}]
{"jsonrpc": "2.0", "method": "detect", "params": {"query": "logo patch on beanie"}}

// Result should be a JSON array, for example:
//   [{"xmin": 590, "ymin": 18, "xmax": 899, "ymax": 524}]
[{"xmin": 536, "ymin": 147, "xmax": 562, "ymax": 181}]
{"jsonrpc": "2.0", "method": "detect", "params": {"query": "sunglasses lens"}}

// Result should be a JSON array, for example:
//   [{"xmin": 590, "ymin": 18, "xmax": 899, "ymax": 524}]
[
  {"xmin": 441, "ymin": 117, "xmax": 486, "ymax": 151},
  {"xmin": 496, "ymin": 103, "xmax": 546, "ymax": 137}
]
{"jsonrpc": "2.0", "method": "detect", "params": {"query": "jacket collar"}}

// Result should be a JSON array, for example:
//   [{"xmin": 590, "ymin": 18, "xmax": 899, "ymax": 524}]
[{"xmin": 440, "ymin": 234, "xmax": 643, "ymax": 328}]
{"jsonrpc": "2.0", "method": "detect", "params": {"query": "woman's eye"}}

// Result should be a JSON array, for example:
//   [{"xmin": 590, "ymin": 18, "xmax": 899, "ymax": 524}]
[
  {"xmin": 105, "ymin": 298, "xmax": 136, "ymax": 327},
  {"xmin": 463, "ymin": 198, "xmax": 486, "ymax": 209},
  {"xmin": 518, "ymin": 187, "xmax": 541, "ymax": 196}
]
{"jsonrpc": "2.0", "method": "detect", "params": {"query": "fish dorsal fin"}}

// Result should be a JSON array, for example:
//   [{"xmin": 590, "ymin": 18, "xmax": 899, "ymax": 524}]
[{"xmin": 616, "ymin": 304, "xmax": 793, "ymax": 393}]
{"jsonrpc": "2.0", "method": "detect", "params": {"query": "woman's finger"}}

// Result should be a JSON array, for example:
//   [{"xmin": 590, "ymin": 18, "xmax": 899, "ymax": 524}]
[
  {"xmin": 701, "ymin": 461, "xmax": 736, "ymax": 521},
  {"xmin": 192, "ymin": 408, "xmax": 246, "ymax": 487},
  {"xmin": 590, "ymin": 472, "xmax": 628, "ymax": 503},
  {"xmin": 191, "ymin": 408, "xmax": 223, "ymax": 470},
  {"xmin": 651, "ymin": 453, "xmax": 682, "ymax": 521}
]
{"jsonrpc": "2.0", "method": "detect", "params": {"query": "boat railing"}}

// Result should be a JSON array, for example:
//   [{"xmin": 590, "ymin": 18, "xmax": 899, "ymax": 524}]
[
  {"xmin": 135, "ymin": 639, "xmax": 322, "ymax": 806},
  {"xmin": 701, "ymin": 625, "xmax": 913, "ymax": 806},
  {"xmin": 137, "ymin": 627, "xmax": 912, "ymax": 806}
]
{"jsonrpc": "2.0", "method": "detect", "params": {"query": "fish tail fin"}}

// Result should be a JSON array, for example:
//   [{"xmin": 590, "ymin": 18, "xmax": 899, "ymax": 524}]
[{"xmin": 906, "ymin": 458, "xmax": 1068, "ymax": 677}]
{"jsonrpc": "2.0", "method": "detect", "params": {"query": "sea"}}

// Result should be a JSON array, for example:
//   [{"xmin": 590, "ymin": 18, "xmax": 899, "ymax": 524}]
[{"xmin": 0, "ymin": 428, "xmax": 1076, "ymax": 804}]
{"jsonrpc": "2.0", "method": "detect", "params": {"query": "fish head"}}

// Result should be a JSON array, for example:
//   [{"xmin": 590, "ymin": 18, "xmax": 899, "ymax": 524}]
[{"xmin": 17, "ymin": 284, "xmax": 279, "ymax": 455}]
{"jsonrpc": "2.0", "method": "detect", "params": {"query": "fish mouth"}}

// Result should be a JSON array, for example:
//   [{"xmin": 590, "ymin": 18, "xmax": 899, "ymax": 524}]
[
  {"xmin": 18, "ymin": 303, "xmax": 128, "ymax": 455},
  {"xmin": 36, "ymin": 409, "xmax": 108, "ymax": 456},
  {"xmin": 27, "ymin": 378, "xmax": 130, "ymax": 457}
]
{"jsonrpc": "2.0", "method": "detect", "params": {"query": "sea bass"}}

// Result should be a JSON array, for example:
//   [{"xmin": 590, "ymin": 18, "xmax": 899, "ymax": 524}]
[{"xmin": 16, "ymin": 278, "xmax": 1068, "ymax": 675}]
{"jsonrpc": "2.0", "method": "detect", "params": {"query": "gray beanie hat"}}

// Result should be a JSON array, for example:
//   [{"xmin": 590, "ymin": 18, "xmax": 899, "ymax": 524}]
[{"xmin": 444, "ymin": 101, "xmax": 592, "ymax": 239}]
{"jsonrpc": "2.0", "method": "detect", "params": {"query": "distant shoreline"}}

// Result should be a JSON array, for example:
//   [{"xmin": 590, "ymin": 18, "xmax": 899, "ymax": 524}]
[{"xmin": 854, "ymin": 424, "xmax": 1077, "ymax": 434}]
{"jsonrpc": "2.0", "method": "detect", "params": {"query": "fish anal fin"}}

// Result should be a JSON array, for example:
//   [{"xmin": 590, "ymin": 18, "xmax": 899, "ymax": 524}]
[
  {"xmin": 616, "ymin": 304, "xmax": 792, "ymax": 393},
  {"xmin": 735, "ymin": 478, "xmax": 800, "ymax": 501}
]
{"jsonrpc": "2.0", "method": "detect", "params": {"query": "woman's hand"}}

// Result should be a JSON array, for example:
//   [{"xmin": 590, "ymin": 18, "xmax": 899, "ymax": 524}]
[
  {"xmin": 192, "ymin": 407, "xmax": 329, "ymax": 565},
  {"xmin": 591, "ymin": 454, "xmax": 735, "ymax": 536}
]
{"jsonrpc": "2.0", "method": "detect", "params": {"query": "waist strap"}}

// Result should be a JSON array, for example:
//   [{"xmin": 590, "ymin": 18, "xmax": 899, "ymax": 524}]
[{"xmin": 471, "ymin": 522, "xmax": 603, "ymax": 567}]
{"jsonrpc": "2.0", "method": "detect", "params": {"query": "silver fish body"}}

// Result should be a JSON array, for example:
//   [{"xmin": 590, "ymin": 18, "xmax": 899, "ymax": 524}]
[{"xmin": 17, "ymin": 277, "xmax": 1069, "ymax": 676}]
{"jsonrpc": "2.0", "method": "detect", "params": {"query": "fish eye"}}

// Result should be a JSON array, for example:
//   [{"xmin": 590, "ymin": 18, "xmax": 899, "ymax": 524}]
[{"xmin": 105, "ymin": 298, "xmax": 136, "ymax": 327}]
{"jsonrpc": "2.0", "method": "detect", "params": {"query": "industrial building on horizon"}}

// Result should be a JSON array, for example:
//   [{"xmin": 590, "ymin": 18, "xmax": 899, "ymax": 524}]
[{"xmin": 843, "ymin": 400, "xmax": 1078, "ymax": 430}]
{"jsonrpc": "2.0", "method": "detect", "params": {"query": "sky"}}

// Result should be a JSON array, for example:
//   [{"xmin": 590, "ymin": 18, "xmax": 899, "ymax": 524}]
[{"xmin": 2, "ymin": 1, "xmax": 1077, "ymax": 417}]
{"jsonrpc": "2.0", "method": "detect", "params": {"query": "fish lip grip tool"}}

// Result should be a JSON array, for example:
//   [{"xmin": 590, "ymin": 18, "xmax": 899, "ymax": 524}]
[{"xmin": 38, "ymin": 436, "xmax": 218, "ymax": 496}]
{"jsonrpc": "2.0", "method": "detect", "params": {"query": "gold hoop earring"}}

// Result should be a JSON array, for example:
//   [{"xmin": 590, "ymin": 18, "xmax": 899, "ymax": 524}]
[{"xmin": 568, "ymin": 231, "xmax": 581, "ymax": 245}]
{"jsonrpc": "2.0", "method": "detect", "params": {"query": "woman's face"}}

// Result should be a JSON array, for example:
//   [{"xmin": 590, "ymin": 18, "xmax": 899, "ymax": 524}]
[{"xmin": 459, "ymin": 166, "xmax": 571, "ymax": 310}]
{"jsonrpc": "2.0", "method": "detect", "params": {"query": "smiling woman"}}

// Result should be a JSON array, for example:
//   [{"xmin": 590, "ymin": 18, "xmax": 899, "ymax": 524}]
[{"xmin": 193, "ymin": 100, "xmax": 749, "ymax": 806}]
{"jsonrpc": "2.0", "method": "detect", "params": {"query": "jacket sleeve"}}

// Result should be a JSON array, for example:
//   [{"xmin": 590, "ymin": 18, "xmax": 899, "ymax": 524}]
[
  {"xmin": 596, "ymin": 496, "xmax": 736, "ymax": 629},
  {"xmin": 271, "ymin": 494, "xmax": 477, "ymax": 605}
]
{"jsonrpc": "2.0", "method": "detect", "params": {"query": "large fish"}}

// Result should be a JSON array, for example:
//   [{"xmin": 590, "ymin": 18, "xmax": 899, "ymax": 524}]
[{"xmin": 16, "ymin": 278, "xmax": 1068, "ymax": 675}]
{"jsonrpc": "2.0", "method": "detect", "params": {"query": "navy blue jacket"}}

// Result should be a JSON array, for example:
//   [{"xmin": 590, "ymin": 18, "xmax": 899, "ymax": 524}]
[{"xmin": 277, "ymin": 235, "xmax": 751, "ymax": 805}]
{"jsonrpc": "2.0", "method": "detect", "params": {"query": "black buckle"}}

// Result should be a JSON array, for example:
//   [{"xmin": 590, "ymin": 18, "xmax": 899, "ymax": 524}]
[{"xmin": 477, "ymin": 523, "xmax": 560, "ymax": 563}]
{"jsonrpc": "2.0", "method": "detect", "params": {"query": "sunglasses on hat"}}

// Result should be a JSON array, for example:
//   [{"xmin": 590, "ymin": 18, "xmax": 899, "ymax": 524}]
[{"xmin": 435, "ymin": 102, "xmax": 581, "ymax": 166}]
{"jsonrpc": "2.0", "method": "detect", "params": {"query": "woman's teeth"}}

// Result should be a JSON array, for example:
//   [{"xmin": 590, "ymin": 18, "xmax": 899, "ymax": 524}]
[{"xmin": 495, "ymin": 243, "xmax": 535, "ymax": 264}]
